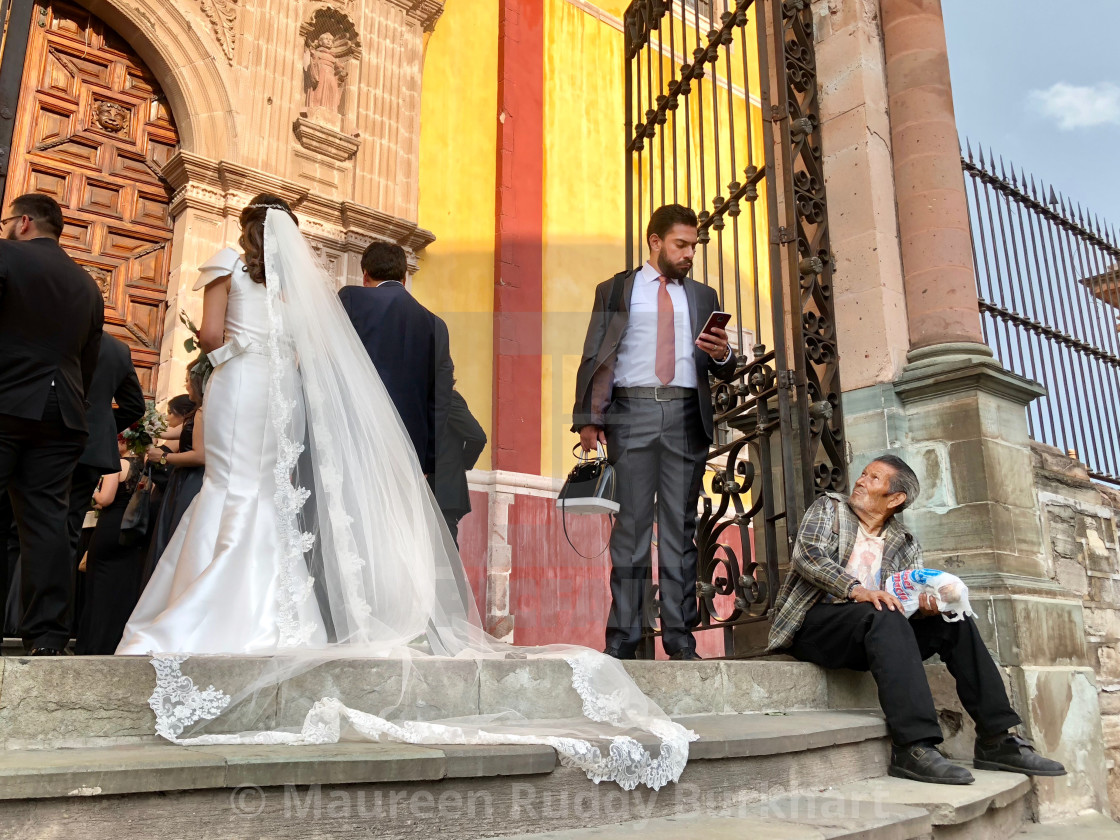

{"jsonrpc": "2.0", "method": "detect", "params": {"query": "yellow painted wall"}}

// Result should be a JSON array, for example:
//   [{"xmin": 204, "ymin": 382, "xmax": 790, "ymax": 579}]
[
  {"xmin": 417, "ymin": 0, "xmax": 771, "ymax": 479},
  {"xmin": 541, "ymin": 0, "xmax": 628, "ymax": 479},
  {"xmin": 415, "ymin": 0, "xmax": 499, "ymax": 470},
  {"xmin": 541, "ymin": 0, "xmax": 770, "ymax": 478}
]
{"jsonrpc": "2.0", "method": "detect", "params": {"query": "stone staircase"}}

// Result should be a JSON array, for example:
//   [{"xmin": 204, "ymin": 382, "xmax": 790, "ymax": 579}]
[{"xmin": 0, "ymin": 655, "xmax": 1103, "ymax": 839}]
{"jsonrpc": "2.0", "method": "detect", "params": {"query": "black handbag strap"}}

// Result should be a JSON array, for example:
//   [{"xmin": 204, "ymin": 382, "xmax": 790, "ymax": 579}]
[{"xmin": 560, "ymin": 504, "xmax": 613, "ymax": 562}]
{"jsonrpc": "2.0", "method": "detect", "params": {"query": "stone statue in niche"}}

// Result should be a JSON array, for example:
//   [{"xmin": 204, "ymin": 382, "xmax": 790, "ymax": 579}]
[
  {"xmin": 299, "ymin": 9, "xmax": 360, "ymax": 133},
  {"xmin": 304, "ymin": 33, "xmax": 347, "ymax": 117}
]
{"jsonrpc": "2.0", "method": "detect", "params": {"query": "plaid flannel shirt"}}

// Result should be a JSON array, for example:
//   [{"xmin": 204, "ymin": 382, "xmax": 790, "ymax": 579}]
[{"xmin": 767, "ymin": 492, "xmax": 924, "ymax": 651}]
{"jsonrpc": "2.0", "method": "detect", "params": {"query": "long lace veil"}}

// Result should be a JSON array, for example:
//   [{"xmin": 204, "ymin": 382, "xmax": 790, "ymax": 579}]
[{"xmin": 149, "ymin": 209, "xmax": 695, "ymax": 790}]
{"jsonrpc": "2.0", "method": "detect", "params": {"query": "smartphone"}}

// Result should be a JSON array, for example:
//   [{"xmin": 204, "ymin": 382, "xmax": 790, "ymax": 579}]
[{"xmin": 700, "ymin": 310, "xmax": 731, "ymax": 336}]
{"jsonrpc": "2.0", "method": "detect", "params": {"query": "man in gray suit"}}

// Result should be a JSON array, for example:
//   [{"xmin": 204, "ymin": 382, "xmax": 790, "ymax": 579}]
[{"xmin": 572, "ymin": 204, "xmax": 737, "ymax": 660}]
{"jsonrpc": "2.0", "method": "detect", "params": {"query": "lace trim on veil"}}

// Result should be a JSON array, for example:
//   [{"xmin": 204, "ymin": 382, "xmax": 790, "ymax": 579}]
[
  {"xmin": 148, "ymin": 654, "xmax": 695, "ymax": 791},
  {"xmin": 262, "ymin": 265, "xmax": 318, "ymax": 647}
]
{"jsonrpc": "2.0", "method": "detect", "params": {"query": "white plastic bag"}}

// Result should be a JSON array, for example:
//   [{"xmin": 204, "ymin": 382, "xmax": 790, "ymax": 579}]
[{"xmin": 884, "ymin": 569, "xmax": 975, "ymax": 621}]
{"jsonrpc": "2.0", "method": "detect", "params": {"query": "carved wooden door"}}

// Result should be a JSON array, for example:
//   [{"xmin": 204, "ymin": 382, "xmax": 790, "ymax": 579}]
[{"xmin": 3, "ymin": 0, "xmax": 180, "ymax": 396}]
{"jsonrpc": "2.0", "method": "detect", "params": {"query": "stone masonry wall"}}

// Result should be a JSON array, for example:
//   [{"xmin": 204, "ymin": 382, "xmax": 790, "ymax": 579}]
[{"xmin": 1031, "ymin": 441, "xmax": 1120, "ymax": 815}]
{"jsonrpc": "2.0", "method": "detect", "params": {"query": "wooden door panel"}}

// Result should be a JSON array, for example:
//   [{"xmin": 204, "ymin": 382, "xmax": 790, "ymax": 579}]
[
  {"xmin": 79, "ymin": 178, "xmax": 124, "ymax": 218},
  {"xmin": 4, "ymin": 1, "xmax": 180, "ymax": 398},
  {"xmin": 21, "ymin": 165, "xmax": 70, "ymax": 202}
]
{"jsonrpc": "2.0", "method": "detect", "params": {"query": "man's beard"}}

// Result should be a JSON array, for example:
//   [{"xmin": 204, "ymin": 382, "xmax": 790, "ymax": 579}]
[
  {"xmin": 2, "ymin": 227, "xmax": 16, "ymax": 241},
  {"xmin": 655, "ymin": 251, "xmax": 690, "ymax": 281}
]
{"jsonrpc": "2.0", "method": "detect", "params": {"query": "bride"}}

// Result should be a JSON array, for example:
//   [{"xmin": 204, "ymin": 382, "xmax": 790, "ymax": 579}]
[{"xmin": 116, "ymin": 194, "xmax": 694, "ymax": 791}]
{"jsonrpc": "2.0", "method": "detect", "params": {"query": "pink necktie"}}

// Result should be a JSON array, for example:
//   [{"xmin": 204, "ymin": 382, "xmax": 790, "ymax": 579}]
[{"xmin": 656, "ymin": 276, "xmax": 675, "ymax": 386}]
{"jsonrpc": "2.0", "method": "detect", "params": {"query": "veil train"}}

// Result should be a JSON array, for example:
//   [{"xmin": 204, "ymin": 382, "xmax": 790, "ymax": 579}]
[{"xmin": 147, "ymin": 210, "xmax": 695, "ymax": 791}]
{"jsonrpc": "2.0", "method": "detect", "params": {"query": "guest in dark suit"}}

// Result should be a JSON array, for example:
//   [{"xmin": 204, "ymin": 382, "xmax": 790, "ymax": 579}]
[
  {"xmin": 339, "ymin": 242, "xmax": 454, "ymax": 476},
  {"xmin": 431, "ymin": 388, "xmax": 487, "ymax": 547},
  {"xmin": 66, "ymin": 333, "xmax": 144, "ymax": 586},
  {"xmin": 0, "ymin": 193, "xmax": 103, "ymax": 655},
  {"xmin": 572, "ymin": 204, "xmax": 737, "ymax": 661}
]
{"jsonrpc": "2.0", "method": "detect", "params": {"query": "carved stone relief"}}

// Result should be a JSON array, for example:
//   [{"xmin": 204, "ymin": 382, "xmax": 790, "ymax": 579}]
[{"xmin": 199, "ymin": 0, "xmax": 239, "ymax": 64}]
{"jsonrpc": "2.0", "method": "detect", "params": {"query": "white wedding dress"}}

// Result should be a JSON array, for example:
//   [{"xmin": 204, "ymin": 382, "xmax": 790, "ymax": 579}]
[
  {"xmin": 114, "ymin": 212, "xmax": 695, "ymax": 791},
  {"xmin": 117, "ymin": 249, "xmax": 325, "ymax": 654}
]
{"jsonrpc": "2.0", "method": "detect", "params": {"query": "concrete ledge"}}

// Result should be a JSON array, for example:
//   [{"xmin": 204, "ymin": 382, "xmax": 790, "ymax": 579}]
[{"xmin": 0, "ymin": 710, "xmax": 886, "ymax": 801}]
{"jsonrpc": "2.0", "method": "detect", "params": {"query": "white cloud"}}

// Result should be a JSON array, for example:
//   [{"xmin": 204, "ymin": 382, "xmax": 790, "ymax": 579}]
[{"xmin": 1028, "ymin": 82, "xmax": 1120, "ymax": 130}]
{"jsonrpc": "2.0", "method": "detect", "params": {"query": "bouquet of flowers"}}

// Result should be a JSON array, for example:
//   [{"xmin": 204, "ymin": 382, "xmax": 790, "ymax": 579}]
[
  {"xmin": 180, "ymin": 310, "xmax": 214, "ymax": 386},
  {"xmin": 120, "ymin": 400, "xmax": 167, "ymax": 457}
]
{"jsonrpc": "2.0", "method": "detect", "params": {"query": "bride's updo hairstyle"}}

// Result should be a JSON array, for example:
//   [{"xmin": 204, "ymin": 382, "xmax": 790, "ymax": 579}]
[{"xmin": 239, "ymin": 193, "xmax": 299, "ymax": 285}]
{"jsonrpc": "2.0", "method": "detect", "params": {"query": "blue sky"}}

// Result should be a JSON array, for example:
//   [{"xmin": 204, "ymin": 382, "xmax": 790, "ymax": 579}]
[{"xmin": 943, "ymin": 0, "xmax": 1120, "ymax": 231}]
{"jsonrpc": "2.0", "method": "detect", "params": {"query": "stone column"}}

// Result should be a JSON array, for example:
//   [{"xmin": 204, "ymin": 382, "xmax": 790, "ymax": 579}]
[{"xmin": 880, "ymin": 0, "xmax": 982, "ymax": 351}]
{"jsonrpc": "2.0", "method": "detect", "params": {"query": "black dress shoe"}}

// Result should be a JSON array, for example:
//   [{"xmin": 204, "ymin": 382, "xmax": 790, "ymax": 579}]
[
  {"xmin": 28, "ymin": 647, "xmax": 72, "ymax": 656},
  {"xmin": 668, "ymin": 650, "xmax": 702, "ymax": 661},
  {"xmin": 889, "ymin": 742, "xmax": 975, "ymax": 785},
  {"xmin": 974, "ymin": 733, "xmax": 1067, "ymax": 776}
]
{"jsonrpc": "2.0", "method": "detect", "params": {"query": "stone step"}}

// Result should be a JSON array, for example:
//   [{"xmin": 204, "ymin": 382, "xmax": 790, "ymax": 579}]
[
  {"xmin": 1014, "ymin": 812, "xmax": 1120, "ymax": 838},
  {"xmin": 0, "ymin": 655, "xmax": 843, "ymax": 748},
  {"xmin": 0, "ymin": 710, "xmax": 885, "ymax": 800},
  {"xmin": 0, "ymin": 710, "xmax": 892, "ymax": 839},
  {"xmin": 500, "ymin": 799, "xmax": 933, "ymax": 840},
  {"xmin": 502, "ymin": 768, "xmax": 1033, "ymax": 840},
  {"xmin": 814, "ymin": 768, "xmax": 1031, "ymax": 839}
]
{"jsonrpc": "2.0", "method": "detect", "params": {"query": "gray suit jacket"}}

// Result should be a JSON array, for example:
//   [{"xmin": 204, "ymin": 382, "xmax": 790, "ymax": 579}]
[{"xmin": 571, "ymin": 268, "xmax": 738, "ymax": 442}]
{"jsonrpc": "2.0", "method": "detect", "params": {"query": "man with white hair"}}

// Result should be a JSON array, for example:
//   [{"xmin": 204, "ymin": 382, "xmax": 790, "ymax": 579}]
[{"xmin": 769, "ymin": 454, "xmax": 1065, "ymax": 785}]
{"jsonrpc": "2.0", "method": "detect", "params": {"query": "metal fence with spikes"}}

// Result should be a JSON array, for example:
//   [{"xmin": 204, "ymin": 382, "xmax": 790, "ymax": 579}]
[{"xmin": 962, "ymin": 143, "xmax": 1120, "ymax": 484}]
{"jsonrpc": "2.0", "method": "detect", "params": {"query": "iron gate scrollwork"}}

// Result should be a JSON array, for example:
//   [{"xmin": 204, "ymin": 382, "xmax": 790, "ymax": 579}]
[{"xmin": 623, "ymin": 0, "xmax": 846, "ymax": 656}]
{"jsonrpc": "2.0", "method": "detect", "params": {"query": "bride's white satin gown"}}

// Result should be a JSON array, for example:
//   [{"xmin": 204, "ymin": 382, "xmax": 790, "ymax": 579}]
[{"xmin": 117, "ymin": 250, "xmax": 326, "ymax": 654}]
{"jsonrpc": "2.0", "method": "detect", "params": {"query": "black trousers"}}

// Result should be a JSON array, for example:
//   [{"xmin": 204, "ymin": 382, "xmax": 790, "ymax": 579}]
[
  {"xmin": 442, "ymin": 512, "xmax": 462, "ymax": 550},
  {"xmin": 789, "ymin": 601, "xmax": 1022, "ymax": 746},
  {"xmin": 603, "ymin": 395, "xmax": 708, "ymax": 657},
  {"xmin": 66, "ymin": 465, "xmax": 102, "ymax": 565},
  {"xmin": 0, "ymin": 395, "xmax": 86, "ymax": 650}
]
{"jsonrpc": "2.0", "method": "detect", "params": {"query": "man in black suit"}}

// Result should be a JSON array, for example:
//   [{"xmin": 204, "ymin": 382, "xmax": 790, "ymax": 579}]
[
  {"xmin": 0, "ymin": 193, "xmax": 103, "ymax": 655},
  {"xmin": 572, "ymin": 204, "xmax": 737, "ymax": 661},
  {"xmin": 339, "ymin": 242, "xmax": 453, "ymax": 477},
  {"xmin": 66, "ymin": 333, "xmax": 144, "ymax": 577},
  {"xmin": 432, "ymin": 389, "xmax": 487, "ymax": 547}
]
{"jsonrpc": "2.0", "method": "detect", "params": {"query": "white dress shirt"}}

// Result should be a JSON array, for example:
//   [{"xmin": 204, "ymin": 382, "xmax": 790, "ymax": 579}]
[{"xmin": 614, "ymin": 262, "xmax": 698, "ymax": 389}]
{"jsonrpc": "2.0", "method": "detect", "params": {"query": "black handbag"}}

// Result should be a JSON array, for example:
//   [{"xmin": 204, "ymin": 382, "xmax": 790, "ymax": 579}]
[
  {"xmin": 119, "ymin": 466, "xmax": 153, "ymax": 546},
  {"xmin": 556, "ymin": 444, "xmax": 618, "ymax": 559}
]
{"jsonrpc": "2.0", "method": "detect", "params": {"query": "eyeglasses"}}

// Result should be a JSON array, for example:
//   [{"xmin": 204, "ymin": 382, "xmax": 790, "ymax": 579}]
[{"xmin": 0, "ymin": 215, "xmax": 23, "ymax": 228}]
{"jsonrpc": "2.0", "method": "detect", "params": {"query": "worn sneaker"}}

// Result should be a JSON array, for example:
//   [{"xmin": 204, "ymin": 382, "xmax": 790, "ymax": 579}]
[
  {"xmin": 974, "ymin": 734, "xmax": 1067, "ymax": 776},
  {"xmin": 889, "ymin": 742, "xmax": 975, "ymax": 785}
]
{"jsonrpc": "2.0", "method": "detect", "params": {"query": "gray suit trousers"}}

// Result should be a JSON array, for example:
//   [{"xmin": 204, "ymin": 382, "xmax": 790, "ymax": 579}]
[{"xmin": 603, "ymin": 394, "xmax": 708, "ymax": 656}]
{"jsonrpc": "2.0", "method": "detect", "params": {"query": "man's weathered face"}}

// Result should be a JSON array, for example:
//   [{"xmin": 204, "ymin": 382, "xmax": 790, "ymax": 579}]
[
  {"xmin": 849, "ymin": 460, "xmax": 905, "ymax": 519},
  {"xmin": 650, "ymin": 223, "xmax": 697, "ymax": 280}
]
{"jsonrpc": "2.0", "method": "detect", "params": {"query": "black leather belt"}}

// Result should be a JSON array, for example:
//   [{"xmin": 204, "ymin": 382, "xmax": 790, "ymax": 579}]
[{"xmin": 613, "ymin": 386, "xmax": 696, "ymax": 401}]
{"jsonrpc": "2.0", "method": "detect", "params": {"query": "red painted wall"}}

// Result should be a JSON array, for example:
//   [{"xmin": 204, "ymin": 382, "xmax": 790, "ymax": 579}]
[
  {"xmin": 456, "ymin": 489, "xmax": 490, "ymax": 618},
  {"xmin": 492, "ymin": 0, "xmax": 544, "ymax": 473}
]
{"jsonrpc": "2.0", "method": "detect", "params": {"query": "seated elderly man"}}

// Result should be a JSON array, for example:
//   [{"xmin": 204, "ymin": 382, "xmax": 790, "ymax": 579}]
[{"xmin": 769, "ymin": 454, "xmax": 1065, "ymax": 785}]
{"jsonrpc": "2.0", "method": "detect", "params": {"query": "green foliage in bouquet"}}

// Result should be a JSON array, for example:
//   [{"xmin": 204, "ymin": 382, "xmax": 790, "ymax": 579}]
[
  {"xmin": 180, "ymin": 310, "xmax": 214, "ymax": 386},
  {"xmin": 120, "ymin": 400, "xmax": 168, "ymax": 457}
]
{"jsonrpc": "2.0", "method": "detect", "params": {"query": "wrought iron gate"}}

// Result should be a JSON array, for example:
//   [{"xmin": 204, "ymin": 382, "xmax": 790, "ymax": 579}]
[{"xmin": 624, "ymin": 0, "xmax": 846, "ymax": 656}]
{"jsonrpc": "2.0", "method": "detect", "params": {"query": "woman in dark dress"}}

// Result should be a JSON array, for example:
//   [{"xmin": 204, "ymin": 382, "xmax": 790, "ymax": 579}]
[
  {"xmin": 76, "ymin": 441, "xmax": 144, "ymax": 654},
  {"xmin": 142, "ymin": 382, "xmax": 206, "ymax": 584}
]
